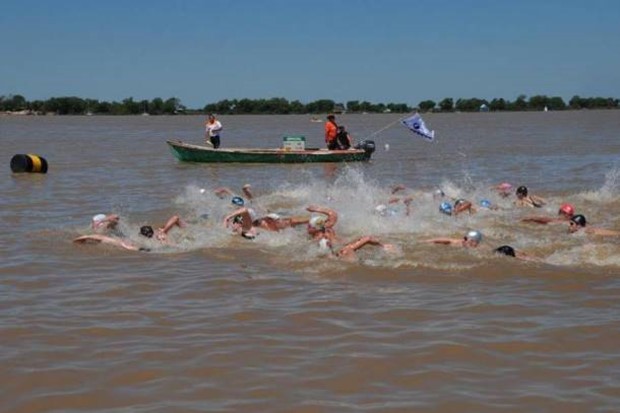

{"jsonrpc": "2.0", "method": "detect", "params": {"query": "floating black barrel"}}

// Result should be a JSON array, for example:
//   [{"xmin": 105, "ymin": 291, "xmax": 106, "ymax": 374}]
[{"xmin": 10, "ymin": 154, "xmax": 48, "ymax": 173}]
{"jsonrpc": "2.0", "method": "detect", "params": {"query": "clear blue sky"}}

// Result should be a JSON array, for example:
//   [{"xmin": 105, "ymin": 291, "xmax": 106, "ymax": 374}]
[{"xmin": 1, "ymin": 0, "xmax": 619, "ymax": 108}]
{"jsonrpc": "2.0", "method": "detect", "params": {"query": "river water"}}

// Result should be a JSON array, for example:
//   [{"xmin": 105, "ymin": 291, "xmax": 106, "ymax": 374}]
[{"xmin": 1, "ymin": 112, "xmax": 619, "ymax": 412}]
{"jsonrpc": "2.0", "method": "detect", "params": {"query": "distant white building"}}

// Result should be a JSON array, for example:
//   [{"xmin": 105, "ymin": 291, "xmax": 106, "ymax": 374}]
[{"xmin": 479, "ymin": 104, "xmax": 489, "ymax": 112}]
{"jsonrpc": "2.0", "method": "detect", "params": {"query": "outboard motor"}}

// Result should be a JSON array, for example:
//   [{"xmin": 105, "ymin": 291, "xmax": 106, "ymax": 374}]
[{"xmin": 354, "ymin": 140, "xmax": 376, "ymax": 157}]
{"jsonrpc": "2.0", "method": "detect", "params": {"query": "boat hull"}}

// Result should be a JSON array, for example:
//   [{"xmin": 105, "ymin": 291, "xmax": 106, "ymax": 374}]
[{"xmin": 166, "ymin": 140, "xmax": 372, "ymax": 164}]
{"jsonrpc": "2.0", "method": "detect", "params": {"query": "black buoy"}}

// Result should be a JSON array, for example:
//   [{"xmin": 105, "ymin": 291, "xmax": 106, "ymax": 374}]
[{"xmin": 10, "ymin": 154, "xmax": 48, "ymax": 173}]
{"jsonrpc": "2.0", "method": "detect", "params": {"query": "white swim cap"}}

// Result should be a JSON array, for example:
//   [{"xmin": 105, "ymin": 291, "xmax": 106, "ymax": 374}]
[
  {"xmin": 266, "ymin": 213, "xmax": 281, "ymax": 220},
  {"xmin": 92, "ymin": 214, "xmax": 107, "ymax": 224},
  {"xmin": 318, "ymin": 237, "xmax": 331, "ymax": 251},
  {"xmin": 375, "ymin": 204, "xmax": 388, "ymax": 216},
  {"xmin": 309, "ymin": 215, "xmax": 326, "ymax": 229}
]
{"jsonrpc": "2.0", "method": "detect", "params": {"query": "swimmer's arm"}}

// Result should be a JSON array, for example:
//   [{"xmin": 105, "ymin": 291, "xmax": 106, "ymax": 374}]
[
  {"xmin": 530, "ymin": 195, "xmax": 546, "ymax": 207},
  {"xmin": 422, "ymin": 238, "xmax": 459, "ymax": 245},
  {"xmin": 223, "ymin": 207, "xmax": 247, "ymax": 226},
  {"xmin": 306, "ymin": 205, "xmax": 338, "ymax": 227},
  {"xmin": 454, "ymin": 201, "xmax": 475, "ymax": 215},
  {"xmin": 157, "ymin": 215, "xmax": 184, "ymax": 241},
  {"xmin": 390, "ymin": 184, "xmax": 407, "ymax": 194},
  {"xmin": 587, "ymin": 227, "xmax": 620, "ymax": 236},
  {"xmin": 521, "ymin": 216, "xmax": 554, "ymax": 224},
  {"xmin": 288, "ymin": 216, "xmax": 310, "ymax": 227},
  {"xmin": 213, "ymin": 187, "xmax": 234, "ymax": 199},
  {"xmin": 73, "ymin": 234, "xmax": 139, "ymax": 251},
  {"xmin": 242, "ymin": 184, "xmax": 253, "ymax": 200}
]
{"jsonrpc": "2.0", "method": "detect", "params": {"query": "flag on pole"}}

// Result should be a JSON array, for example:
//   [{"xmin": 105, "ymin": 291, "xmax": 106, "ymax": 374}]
[{"xmin": 401, "ymin": 113, "xmax": 435, "ymax": 141}]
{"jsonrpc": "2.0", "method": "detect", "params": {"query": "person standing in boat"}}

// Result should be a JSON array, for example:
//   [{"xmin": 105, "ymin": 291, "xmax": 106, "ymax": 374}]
[
  {"xmin": 324, "ymin": 114, "xmax": 339, "ymax": 150},
  {"xmin": 205, "ymin": 114, "xmax": 223, "ymax": 149}
]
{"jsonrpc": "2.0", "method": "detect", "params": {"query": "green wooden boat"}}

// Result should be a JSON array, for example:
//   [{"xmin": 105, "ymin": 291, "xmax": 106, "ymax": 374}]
[{"xmin": 166, "ymin": 140, "xmax": 376, "ymax": 164}]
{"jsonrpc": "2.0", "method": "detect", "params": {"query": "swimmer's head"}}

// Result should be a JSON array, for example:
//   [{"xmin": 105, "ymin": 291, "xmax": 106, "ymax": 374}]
[
  {"xmin": 433, "ymin": 189, "xmax": 445, "ymax": 199},
  {"xmin": 92, "ymin": 214, "xmax": 106, "ymax": 224},
  {"xmin": 516, "ymin": 186, "xmax": 528, "ymax": 198},
  {"xmin": 495, "ymin": 245, "xmax": 516, "ymax": 257},
  {"xmin": 231, "ymin": 196, "xmax": 245, "ymax": 207},
  {"xmin": 375, "ymin": 204, "xmax": 388, "ymax": 216},
  {"xmin": 318, "ymin": 237, "xmax": 331, "ymax": 252},
  {"xmin": 309, "ymin": 215, "xmax": 326, "ymax": 230},
  {"xmin": 454, "ymin": 198, "xmax": 467, "ymax": 208},
  {"xmin": 266, "ymin": 213, "xmax": 281, "ymax": 220},
  {"xmin": 439, "ymin": 201, "xmax": 453, "ymax": 216},
  {"xmin": 558, "ymin": 203, "xmax": 575, "ymax": 217},
  {"xmin": 140, "ymin": 225, "xmax": 154, "ymax": 238},
  {"xmin": 480, "ymin": 199, "xmax": 492, "ymax": 209},
  {"xmin": 498, "ymin": 182, "xmax": 513, "ymax": 191},
  {"xmin": 464, "ymin": 230, "xmax": 482, "ymax": 246},
  {"xmin": 569, "ymin": 214, "xmax": 586, "ymax": 231}
]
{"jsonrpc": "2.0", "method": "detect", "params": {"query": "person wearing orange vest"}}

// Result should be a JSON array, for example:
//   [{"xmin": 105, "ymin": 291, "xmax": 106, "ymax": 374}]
[{"xmin": 324, "ymin": 114, "xmax": 338, "ymax": 150}]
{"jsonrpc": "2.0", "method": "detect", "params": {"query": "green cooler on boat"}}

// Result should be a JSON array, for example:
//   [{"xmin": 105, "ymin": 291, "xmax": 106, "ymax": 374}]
[{"xmin": 282, "ymin": 136, "xmax": 305, "ymax": 151}]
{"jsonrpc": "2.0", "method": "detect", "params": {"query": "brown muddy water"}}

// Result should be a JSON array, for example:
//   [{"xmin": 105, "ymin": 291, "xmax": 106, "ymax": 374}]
[{"xmin": 1, "ymin": 112, "xmax": 620, "ymax": 412}]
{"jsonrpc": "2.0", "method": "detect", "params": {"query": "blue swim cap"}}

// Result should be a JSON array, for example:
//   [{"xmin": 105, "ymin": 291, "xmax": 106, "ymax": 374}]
[
  {"xmin": 439, "ymin": 201, "xmax": 453, "ymax": 215},
  {"xmin": 231, "ymin": 196, "xmax": 245, "ymax": 206},
  {"xmin": 480, "ymin": 199, "xmax": 492, "ymax": 208}
]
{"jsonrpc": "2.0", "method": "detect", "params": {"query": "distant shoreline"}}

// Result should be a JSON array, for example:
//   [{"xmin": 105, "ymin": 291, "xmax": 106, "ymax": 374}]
[{"xmin": 3, "ymin": 108, "xmax": 619, "ymax": 117}]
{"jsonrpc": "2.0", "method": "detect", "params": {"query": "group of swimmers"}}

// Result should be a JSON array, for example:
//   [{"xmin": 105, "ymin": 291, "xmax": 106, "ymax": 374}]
[
  {"xmin": 424, "ymin": 182, "xmax": 620, "ymax": 260},
  {"xmin": 73, "ymin": 184, "xmax": 397, "ymax": 261},
  {"xmin": 73, "ymin": 181, "xmax": 619, "ymax": 263}
]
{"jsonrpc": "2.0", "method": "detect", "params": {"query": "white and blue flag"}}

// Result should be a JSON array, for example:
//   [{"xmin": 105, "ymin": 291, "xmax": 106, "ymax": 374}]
[{"xmin": 401, "ymin": 113, "xmax": 435, "ymax": 141}]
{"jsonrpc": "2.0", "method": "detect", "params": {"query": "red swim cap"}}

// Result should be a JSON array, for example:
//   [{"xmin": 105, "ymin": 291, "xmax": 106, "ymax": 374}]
[{"xmin": 559, "ymin": 203, "xmax": 574, "ymax": 216}]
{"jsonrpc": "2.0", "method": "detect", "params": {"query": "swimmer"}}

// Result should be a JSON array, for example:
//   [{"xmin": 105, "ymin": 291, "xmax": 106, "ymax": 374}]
[
  {"xmin": 91, "ymin": 213, "xmax": 120, "ymax": 232},
  {"xmin": 453, "ymin": 198, "xmax": 476, "ymax": 215},
  {"xmin": 568, "ymin": 214, "xmax": 620, "ymax": 236},
  {"xmin": 514, "ymin": 185, "xmax": 546, "ymax": 208},
  {"xmin": 252, "ymin": 212, "xmax": 310, "ymax": 232},
  {"xmin": 439, "ymin": 201, "xmax": 453, "ymax": 216},
  {"xmin": 433, "ymin": 188, "xmax": 446, "ymax": 200},
  {"xmin": 75, "ymin": 214, "xmax": 183, "ymax": 251},
  {"xmin": 223, "ymin": 207, "xmax": 258, "ymax": 239},
  {"xmin": 494, "ymin": 245, "xmax": 540, "ymax": 262},
  {"xmin": 376, "ymin": 196, "xmax": 413, "ymax": 217},
  {"xmin": 139, "ymin": 215, "xmax": 185, "ymax": 242},
  {"xmin": 522, "ymin": 203, "xmax": 575, "ymax": 225},
  {"xmin": 479, "ymin": 199, "xmax": 499, "ymax": 210},
  {"xmin": 423, "ymin": 229, "xmax": 483, "ymax": 248},
  {"xmin": 73, "ymin": 234, "xmax": 144, "ymax": 251},
  {"xmin": 334, "ymin": 236, "xmax": 397, "ymax": 262},
  {"xmin": 494, "ymin": 182, "xmax": 513, "ymax": 198},
  {"xmin": 306, "ymin": 205, "xmax": 339, "ymax": 248}
]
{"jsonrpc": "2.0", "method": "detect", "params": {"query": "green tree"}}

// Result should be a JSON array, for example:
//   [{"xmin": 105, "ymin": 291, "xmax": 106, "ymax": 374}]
[
  {"xmin": 346, "ymin": 100, "xmax": 360, "ymax": 112},
  {"xmin": 306, "ymin": 99, "xmax": 335, "ymax": 113},
  {"xmin": 438, "ymin": 98, "xmax": 453, "ymax": 112},
  {"xmin": 163, "ymin": 97, "xmax": 181, "ymax": 114},
  {"xmin": 511, "ymin": 95, "xmax": 528, "ymax": 111},
  {"xmin": 528, "ymin": 95, "xmax": 549, "ymax": 111},
  {"xmin": 489, "ymin": 98, "xmax": 506, "ymax": 111},
  {"xmin": 418, "ymin": 100, "xmax": 436, "ymax": 112},
  {"xmin": 548, "ymin": 96, "xmax": 566, "ymax": 110}
]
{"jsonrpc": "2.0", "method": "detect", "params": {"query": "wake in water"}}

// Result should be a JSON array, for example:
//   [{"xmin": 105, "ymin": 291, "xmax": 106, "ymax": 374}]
[{"xmin": 72, "ymin": 166, "xmax": 620, "ymax": 270}]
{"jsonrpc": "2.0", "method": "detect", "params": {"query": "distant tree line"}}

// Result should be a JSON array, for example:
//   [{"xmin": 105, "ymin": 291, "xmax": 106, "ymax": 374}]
[
  {"xmin": 0, "ymin": 95, "xmax": 186, "ymax": 115},
  {"xmin": 203, "ymin": 98, "xmax": 412, "ymax": 114},
  {"xmin": 418, "ymin": 94, "xmax": 619, "ymax": 112},
  {"xmin": 2, "ymin": 94, "xmax": 618, "ymax": 115}
]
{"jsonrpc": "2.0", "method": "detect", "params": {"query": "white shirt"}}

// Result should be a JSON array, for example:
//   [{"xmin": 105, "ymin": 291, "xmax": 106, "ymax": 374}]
[{"xmin": 205, "ymin": 120, "xmax": 223, "ymax": 137}]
